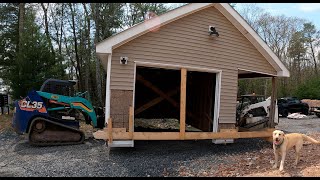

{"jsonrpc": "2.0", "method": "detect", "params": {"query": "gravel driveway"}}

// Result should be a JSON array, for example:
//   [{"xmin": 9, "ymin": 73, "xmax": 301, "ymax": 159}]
[{"xmin": 1, "ymin": 115, "xmax": 320, "ymax": 177}]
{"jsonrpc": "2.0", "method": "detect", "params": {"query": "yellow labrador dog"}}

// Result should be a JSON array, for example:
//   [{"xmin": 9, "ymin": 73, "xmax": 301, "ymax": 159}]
[{"xmin": 272, "ymin": 130, "xmax": 320, "ymax": 171}]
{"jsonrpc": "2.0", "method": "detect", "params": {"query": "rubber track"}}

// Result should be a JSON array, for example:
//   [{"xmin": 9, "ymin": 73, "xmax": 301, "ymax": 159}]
[{"xmin": 28, "ymin": 117, "xmax": 85, "ymax": 146}]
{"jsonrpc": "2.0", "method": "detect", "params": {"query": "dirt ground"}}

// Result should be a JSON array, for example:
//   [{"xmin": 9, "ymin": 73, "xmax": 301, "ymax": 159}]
[
  {"xmin": 0, "ymin": 115, "xmax": 320, "ymax": 177},
  {"xmin": 0, "ymin": 114, "xmax": 13, "ymax": 133},
  {"xmin": 213, "ymin": 115, "xmax": 320, "ymax": 177},
  {"xmin": 74, "ymin": 116, "xmax": 320, "ymax": 177}
]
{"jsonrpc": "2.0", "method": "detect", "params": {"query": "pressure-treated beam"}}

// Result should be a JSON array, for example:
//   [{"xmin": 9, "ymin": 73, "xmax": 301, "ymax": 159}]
[
  {"xmin": 108, "ymin": 118, "xmax": 113, "ymax": 144},
  {"xmin": 93, "ymin": 128, "xmax": 275, "ymax": 140},
  {"xmin": 129, "ymin": 106, "xmax": 134, "ymax": 138},
  {"xmin": 180, "ymin": 68, "xmax": 187, "ymax": 139}
]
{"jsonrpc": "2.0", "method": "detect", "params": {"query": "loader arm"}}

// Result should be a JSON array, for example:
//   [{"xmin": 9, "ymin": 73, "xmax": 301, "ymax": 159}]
[{"xmin": 36, "ymin": 91, "xmax": 98, "ymax": 127}]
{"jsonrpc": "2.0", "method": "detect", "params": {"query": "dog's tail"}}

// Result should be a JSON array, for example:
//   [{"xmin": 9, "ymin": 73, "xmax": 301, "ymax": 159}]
[{"xmin": 302, "ymin": 134, "xmax": 320, "ymax": 144}]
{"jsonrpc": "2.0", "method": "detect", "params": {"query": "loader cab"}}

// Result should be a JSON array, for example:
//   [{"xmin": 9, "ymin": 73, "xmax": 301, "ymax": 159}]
[
  {"xmin": 40, "ymin": 79, "xmax": 76, "ymax": 97},
  {"xmin": 237, "ymin": 94, "xmax": 265, "ymax": 112}
]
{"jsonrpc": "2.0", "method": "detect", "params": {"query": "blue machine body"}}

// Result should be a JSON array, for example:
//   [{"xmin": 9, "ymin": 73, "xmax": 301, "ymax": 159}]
[{"xmin": 12, "ymin": 90, "xmax": 79, "ymax": 134}]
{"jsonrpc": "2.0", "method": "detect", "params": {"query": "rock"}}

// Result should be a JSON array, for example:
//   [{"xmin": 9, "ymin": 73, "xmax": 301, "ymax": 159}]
[
  {"xmin": 270, "ymin": 160, "xmax": 274, "ymax": 164},
  {"xmin": 0, "ymin": 162, "xmax": 6, "ymax": 167},
  {"xmin": 246, "ymin": 162, "xmax": 253, "ymax": 166},
  {"xmin": 256, "ymin": 166, "xmax": 260, "ymax": 169}
]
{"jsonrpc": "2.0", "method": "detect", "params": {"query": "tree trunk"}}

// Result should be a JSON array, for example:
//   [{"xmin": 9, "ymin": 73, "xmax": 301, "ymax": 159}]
[
  {"xmin": 18, "ymin": 3, "xmax": 25, "ymax": 79},
  {"xmin": 63, "ymin": 31, "xmax": 76, "ymax": 80},
  {"xmin": 83, "ymin": 3, "xmax": 90, "ymax": 96},
  {"xmin": 69, "ymin": 3, "xmax": 82, "ymax": 91},
  {"xmin": 59, "ymin": 5, "xmax": 64, "ymax": 55},
  {"xmin": 310, "ymin": 43, "xmax": 317, "ymax": 75},
  {"xmin": 91, "ymin": 3, "xmax": 103, "ymax": 106},
  {"xmin": 18, "ymin": 3, "xmax": 25, "ymax": 54},
  {"xmin": 41, "ymin": 3, "xmax": 55, "ymax": 56}
]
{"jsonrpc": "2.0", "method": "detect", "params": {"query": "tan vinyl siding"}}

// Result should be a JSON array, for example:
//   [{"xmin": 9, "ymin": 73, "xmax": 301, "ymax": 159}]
[{"xmin": 110, "ymin": 6, "xmax": 277, "ymax": 124}]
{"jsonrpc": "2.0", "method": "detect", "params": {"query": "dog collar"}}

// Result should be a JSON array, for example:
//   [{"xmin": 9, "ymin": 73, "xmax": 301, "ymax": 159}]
[{"xmin": 274, "ymin": 140, "xmax": 283, "ymax": 148}]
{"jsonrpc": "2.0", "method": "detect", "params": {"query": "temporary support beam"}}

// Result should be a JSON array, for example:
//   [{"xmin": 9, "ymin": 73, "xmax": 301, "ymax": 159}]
[
  {"xmin": 93, "ymin": 128, "xmax": 275, "ymax": 140},
  {"xmin": 129, "ymin": 106, "xmax": 134, "ymax": 139},
  {"xmin": 134, "ymin": 87, "xmax": 180, "ymax": 115},
  {"xmin": 180, "ymin": 68, "xmax": 187, "ymax": 140},
  {"xmin": 269, "ymin": 77, "xmax": 277, "ymax": 128},
  {"xmin": 108, "ymin": 118, "xmax": 113, "ymax": 144}
]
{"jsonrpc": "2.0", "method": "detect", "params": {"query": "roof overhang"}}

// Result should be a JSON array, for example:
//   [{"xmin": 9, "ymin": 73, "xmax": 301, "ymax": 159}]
[{"xmin": 96, "ymin": 3, "xmax": 290, "ymax": 78}]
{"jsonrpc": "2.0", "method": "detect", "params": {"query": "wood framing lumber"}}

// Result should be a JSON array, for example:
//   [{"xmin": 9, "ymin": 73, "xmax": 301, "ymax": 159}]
[
  {"xmin": 135, "ymin": 87, "xmax": 180, "ymax": 115},
  {"xmin": 129, "ymin": 106, "xmax": 134, "ymax": 138},
  {"xmin": 136, "ymin": 73, "xmax": 197, "ymax": 120},
  {"xmin": 136, "ymin": 74, "xmax": 179, "ymax": 108},
  {"xmin": 92, "ymin": 128, "xmax": 275, "ymax": 141},
  {"xmin": 108, "ymin": 118, "xmax": 113, "ymax": 144},
  {"xmin": 180, "ymin": 68, "xmax": 187, "ymax": 139}
]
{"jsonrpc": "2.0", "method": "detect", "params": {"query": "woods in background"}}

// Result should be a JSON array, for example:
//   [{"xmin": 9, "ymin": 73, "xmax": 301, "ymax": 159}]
[
  {"xmin": 0, "ymin": 3, "xmax": 171, "ymax": 106},
  {"xmin": 237, "ymin": 4, "xmax": 320, "ymax": 99},
  {"xmin": 0, "ymin": 3, "xmax": 319, "ymax": 106}
]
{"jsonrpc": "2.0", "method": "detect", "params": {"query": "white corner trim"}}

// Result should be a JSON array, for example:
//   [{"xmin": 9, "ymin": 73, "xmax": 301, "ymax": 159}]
[
  {"xmin": 105, "ymin": 54, "xmax": 112, "ymax": 124},
  {"xmin": 96, "ymin": 3, "xmax": 214, "ymax": 54},
  {"xmin": 215, "ymin": 3, "xmax": 290, "ymax": 78},
  {"xmin": 212, "ymin": 71, "xmax": 221, "ymax": 133}
]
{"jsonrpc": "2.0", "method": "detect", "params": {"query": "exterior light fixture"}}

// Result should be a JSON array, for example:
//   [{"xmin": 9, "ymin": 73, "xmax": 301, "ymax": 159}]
[{"xmin": 209, "ymin": 26, "xmax": 219, "ymax": 37}]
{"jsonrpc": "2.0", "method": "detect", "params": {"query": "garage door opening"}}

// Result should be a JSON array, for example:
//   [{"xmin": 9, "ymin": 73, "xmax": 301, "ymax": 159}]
[
  {"xmin": 134, "ymin": 66, "xmax": 216, "ymax": 132},
  {"xmin": 186, "ymin": 71, "xmax": 216, "ymax": 132}
]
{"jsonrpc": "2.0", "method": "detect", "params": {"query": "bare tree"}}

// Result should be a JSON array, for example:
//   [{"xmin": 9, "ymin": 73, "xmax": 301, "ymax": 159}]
[
  {"xmin": 91, "ymin": 3, "xmax": 103, "ymax": 106},
  {"xmin": 18, "ymin": 3, "xmax": 25, "ymax": 54},
  {"xmin": 40, "ymin": 3, "xmax": 55, "ymax": 55},
  {"xmin": 303, "ymin": 22, "xmax": 319, "ymax": 75},
  {"xmin": 83, "ymin": 3, "xmax": 91, "ymax": 94},
  {"xmin": 68, "ymin": 3, "xmax": 82, "ymax": 91}
]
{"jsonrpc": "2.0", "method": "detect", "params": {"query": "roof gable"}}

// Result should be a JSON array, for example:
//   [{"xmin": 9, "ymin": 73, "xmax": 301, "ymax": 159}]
[{"xmin": 96, "ymin": 3, "xmax": 289, "ymax": 77}]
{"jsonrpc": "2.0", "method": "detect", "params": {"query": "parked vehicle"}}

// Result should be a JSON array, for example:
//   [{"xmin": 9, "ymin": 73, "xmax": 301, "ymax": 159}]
[
  {"xmin": 301, "ymin": 99, "xmax": 320, "ymax": 118},
  {"xmin": 12, "ymin": 79, "xmax": 105, "ymax": 146},
  {"xmin": 277, "ymin": 97, "xmax": 309, "ymax": 117},
  {"xmin": 236, "ymin": 94, "xmax": 278, "ymax": 131}
]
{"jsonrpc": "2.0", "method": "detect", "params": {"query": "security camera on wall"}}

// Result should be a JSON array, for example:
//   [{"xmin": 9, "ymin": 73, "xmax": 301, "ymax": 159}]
[
  {"xmin": 209, "ymin": 26, "xmax": 219, "ymax": 37},
  {"xmin": 120, "ymin": 57, "xmax": 128, "ymax": 65}
]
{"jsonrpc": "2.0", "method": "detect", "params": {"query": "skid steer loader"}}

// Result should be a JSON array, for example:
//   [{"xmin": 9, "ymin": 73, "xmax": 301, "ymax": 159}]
[
  {"xmin": 236, "ymin": 93, "xmax": 278, "ymax": 131},
  {"xmin": 12, "ymin": 79, "xmax": 105, "ymax": 146}
]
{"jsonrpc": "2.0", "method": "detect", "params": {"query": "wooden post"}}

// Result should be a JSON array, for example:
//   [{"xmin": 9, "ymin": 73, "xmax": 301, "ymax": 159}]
[
  {"xmin": 108, "ymin": 118, "xmax": 113, "ymax": 144},
  {"xmin": 129, "ymin": 106, "xmax": 134, "ymax": 139},
  {"xmin": 180, "ymin": 68, "xmax": 187, "ymax": 140},
  {"xmin": 269, "ymin": 77, "xmax": 277, "ymax": 128}
]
